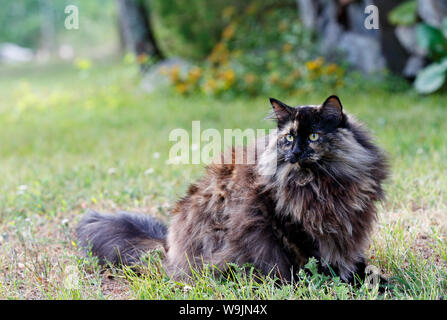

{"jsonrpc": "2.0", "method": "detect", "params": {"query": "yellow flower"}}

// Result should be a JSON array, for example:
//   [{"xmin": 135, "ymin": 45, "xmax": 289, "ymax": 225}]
[
  {"xmin": 202, "ymin": 79, "xmax": 217, "ymax": 94},
  {"xmin": 282, "ymin": 43, "xmax": 293, "ymax": 53},
  {"xmin": 188, "ymin": 67, "xmax": 202, "ymax": 82},
  {"xmin": 305, "ymin": 61, "xmax": 317, "ymax": 71},
  {"xmin": 169, "ymin": 65, "xmax": 180, "ymax": 83},
  {"xmin": 222, "ymin": 23, "xmax": 236, "ymax": 40},
  {"xmin": 208, "ymin": 42, "xmax": 229, "ymax": 64},
  {"xmin": 207, "ymin": 79, "xmax": 217, "ymax": 89},
  {"xmin": 220, "ymin": 69, "xmax": 236, "ymax": 89},
  {"xmin": 175, "ymin": 83, "xmax": 188, "ymax": 94},
  {"xmin": 75, "ymin": 58, "xmax": 92, "ymax": 71},
  {"xmin": 221, "ymin": 69, "xmax": 235, "ymax": 82},
  {"xmin": 306, "ymin": 57, "xmax": 324, "ymax": 71}
]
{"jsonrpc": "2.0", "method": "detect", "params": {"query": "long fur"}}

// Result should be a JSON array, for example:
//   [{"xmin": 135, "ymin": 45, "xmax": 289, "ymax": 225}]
[
  {"xmin": 76, "ymin": 96, "xmax": 388, "ymax": 284},
  {"xmin": 76, "ymin": 211, "xmax": 167, "ymax": 265}
]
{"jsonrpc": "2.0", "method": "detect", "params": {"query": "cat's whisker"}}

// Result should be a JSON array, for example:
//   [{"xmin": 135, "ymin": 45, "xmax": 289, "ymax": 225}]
[{"xmin": 315, "ymin": 161, "xmax": 346, "ymax": 191}]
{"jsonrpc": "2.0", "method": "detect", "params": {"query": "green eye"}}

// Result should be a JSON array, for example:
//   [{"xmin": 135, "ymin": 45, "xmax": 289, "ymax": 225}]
[
  {"xmin": 309, "ymin": 133, "xmax": 319, "ymax": 141},
  {"xmin": 285, "ymin": 134, "xmax": 294, "ymax": 142}
]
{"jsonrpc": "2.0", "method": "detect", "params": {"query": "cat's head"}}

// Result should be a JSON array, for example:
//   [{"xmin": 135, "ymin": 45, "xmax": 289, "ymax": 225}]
[{"xmin": 269, "ymin": 95, "xmax": 347, "ymax": 169}]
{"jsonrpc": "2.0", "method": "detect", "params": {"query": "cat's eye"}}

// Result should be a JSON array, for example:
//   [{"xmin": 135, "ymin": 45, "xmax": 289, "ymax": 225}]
[
  {"xmin": 309, "ymin": 133, "xmax": 319, "ymax": 141},
  {"xmin": 285, "ymin": 134, "xmax": 294, "ymax": 142}
]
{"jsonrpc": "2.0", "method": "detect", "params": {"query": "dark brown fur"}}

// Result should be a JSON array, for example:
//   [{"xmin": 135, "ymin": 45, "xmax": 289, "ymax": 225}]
[{"xmin": 76, "ymin": 95, "xmax": 388, "ymax": 283}]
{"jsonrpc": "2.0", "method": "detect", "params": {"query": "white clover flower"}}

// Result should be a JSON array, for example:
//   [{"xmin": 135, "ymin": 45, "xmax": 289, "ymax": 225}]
[{"xmin": 17, "ymin": 185, "xmax": 28, "ymax": 195}]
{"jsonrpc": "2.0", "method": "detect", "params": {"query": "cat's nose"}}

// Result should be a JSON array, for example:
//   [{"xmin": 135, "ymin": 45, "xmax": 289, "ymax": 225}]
[
  {"xmin": 290, "ymin": 151, "xmax": 302, "ymax": 164},
  {"xmin": 292, "ymin": 145, "xmax": 302, "ymax": 157}
]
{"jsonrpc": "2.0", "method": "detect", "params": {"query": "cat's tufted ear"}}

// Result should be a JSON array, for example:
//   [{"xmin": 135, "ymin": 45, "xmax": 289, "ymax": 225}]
[
  {"xmin": 321, "ymin": 95, "xmax": 343, "ymax": 126},
  {"xmin": 269, "ymin": 98, "xmax": 294, "ymax": 124}
]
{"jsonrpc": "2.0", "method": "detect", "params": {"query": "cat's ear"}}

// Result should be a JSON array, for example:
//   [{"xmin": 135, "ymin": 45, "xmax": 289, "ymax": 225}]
[
  {"xmin": 269, "ymin": 98, "xmax": 294, "ymax": 124},
  {"xmin": 321, "ymin": 95, "xmax": 343, "ymax": 125}
]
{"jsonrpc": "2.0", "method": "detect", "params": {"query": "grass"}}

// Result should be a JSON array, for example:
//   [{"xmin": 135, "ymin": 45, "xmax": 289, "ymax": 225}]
[{"xmin": 0, "ymin": 60, "xmax": 446, "ymax": 299}]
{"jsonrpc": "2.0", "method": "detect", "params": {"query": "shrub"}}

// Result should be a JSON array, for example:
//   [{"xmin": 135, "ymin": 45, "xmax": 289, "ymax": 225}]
[
  {"xmin": 414, "ymin": 21, "xmax": 447, "ymax": 94},
  {"xmin": 389, "ymin": 1, "xmax": 447, "ymax": 94},
  {"xmin": 157, "ymin": 1, "xmax": 346, "ymax": 97}
]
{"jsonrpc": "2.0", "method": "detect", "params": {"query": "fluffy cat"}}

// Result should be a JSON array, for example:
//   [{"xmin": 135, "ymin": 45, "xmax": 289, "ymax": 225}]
[{"xmin": 77, "ymin": 95, "xmax": 388, "ymax": 283}]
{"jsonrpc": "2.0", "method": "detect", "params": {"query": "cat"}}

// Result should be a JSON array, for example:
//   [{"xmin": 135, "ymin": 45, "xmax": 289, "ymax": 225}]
[{"xmin": 76, "ymin": 95, "xmax": 388, "ymax": 284}]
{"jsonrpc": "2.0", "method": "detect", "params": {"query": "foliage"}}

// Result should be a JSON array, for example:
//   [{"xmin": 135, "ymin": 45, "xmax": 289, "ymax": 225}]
[
  {"xmin": 158, "ymin": 2, "xmax": 345, "ymax": 98},
  {"xmin": 414, "ymin": 20, "xmax": 447, "ymax": 94},
  {"xmin": 150, "ymin": 0, "xmax": 296, "ymax": 60},
  {"xmin": 389, "ymin": 2, "xmax": 447, "ymax": 94},
  {"xmin": 417, "ymin": 23, "xmax": 447, "ymax": 61},
  {"xmin": 0, "ymin": 1, "xmax": 43, "ymax": 48},
  {"xmin": 388, "ymin": 0, "xmax": 418, "ymax": 26},
  {"xmin": 0, "ymin": 0, "xmax": 115, "ymax": 50},
  {"xmin": 150, "ymin": 0, "xmax": 235, "ymax": 60},
  {"xmin": 414, "ymin": 58, "xmax": 447, "ymax": 94}
]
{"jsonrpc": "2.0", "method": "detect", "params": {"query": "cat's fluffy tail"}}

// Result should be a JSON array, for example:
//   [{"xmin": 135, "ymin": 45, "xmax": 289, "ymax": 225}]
[{"xmin": 76, "ymin": 211, "xmax": 167, "ymax": 265}]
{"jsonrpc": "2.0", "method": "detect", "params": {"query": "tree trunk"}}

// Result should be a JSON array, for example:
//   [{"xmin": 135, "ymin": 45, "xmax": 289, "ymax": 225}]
[
  {"xmin": 374, "ymin": 0, "xmax": 411, "ymax": 75},
  {"xmin": 39, "ymin": 0, "xmax": 56, "ymax": 54},
  {"xmin": 296, "ymin": 0, "xmax": 318, "ymax": 30},
  {"xmin": 116, "ymin": 0, "xmax": 163, "ymax": 63}
]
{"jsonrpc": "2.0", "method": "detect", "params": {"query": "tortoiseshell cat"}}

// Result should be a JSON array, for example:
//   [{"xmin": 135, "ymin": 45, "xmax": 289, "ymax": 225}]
[{"xmin": 77, "ymin": 95, "xmax": 388, "ymax": 283}]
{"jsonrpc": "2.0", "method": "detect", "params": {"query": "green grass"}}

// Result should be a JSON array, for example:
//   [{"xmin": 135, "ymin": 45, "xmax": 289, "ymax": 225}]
[{"xmin": 0, "ymin": 61, "xmax": 446, "ymax": 299}]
